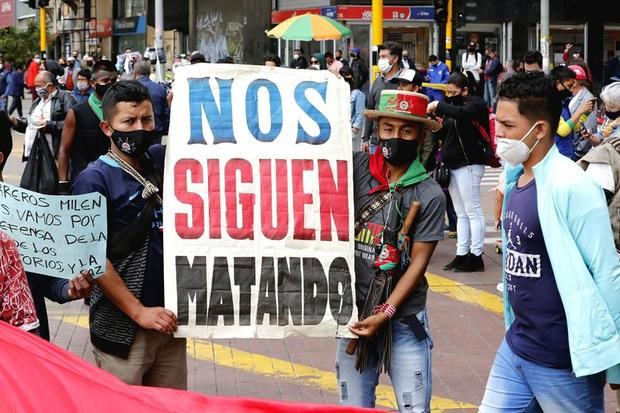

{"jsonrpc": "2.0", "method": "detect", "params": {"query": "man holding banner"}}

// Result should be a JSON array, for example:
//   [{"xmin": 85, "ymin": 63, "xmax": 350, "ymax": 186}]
[
  {"xmin": 73, "ymin": 81, "xmax": 186, "ymax": 389},
  {"xmin": 336, "ymin": 90, "xmax": 445, "ymax": 412}
]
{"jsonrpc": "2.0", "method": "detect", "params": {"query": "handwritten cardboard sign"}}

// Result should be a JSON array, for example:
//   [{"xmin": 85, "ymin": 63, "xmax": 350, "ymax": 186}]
[{"xmin": 0, "ymin": 182, "xmax": 107, "ymax": 279}]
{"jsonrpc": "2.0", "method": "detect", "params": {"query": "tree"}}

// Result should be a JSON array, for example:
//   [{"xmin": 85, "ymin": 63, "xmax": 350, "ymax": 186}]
[{"xmin": 0, "ymin": 22, "xmax": 42, "ymax": 65}]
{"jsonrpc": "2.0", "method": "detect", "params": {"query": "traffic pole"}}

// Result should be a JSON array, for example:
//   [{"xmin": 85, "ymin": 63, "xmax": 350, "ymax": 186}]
[
  {"xmin": 540, "ymin": 0, "xmax": 550, "ymax": 71},
  {"xmin": 371, "ymin": 0, "xmax": 383, "ymax": 81},
  {"xmin": 39, "ymin": 6, "xmax": 46, "ymax": 59},
  {"xmin": 445, "ymin": 0, "xmax": 453, "ymax": 71},
  {"xmin": 154, "ymin": 0, "xmax": 165, "ymax": 82}
]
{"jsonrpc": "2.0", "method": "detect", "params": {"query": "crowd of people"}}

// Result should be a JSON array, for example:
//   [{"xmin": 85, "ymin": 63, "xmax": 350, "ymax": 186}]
[{"xmin": 0, "ymin": 39, "xmax": 620, "ymax": 413}]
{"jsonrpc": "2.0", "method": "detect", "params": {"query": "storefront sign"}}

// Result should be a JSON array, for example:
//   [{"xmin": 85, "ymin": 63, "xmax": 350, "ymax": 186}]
[
  {"xmin": 272, "ymin": 5, "xmax": 435, "ymax": 24},
  {"xmin": 164, "ymin": 64, "xmax": 357, "ymax": 339},
  {"xmin": 113, "ymin": 16, "xmax": 146, "ymax": 36},
  {"xmin": 0, "ymin": 0, "xmax": 14, "ymax": 28},
  {"xmin": 337, "ymin": 6, "xmax": 435, "ymax": 21},
  {"xmin": 89, "ymin": 18, "xmax": 113, "ymax": 38}
]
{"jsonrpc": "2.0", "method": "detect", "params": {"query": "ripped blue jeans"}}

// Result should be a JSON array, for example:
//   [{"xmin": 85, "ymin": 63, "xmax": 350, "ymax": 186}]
[{"xmin": 335, "ymin": 309, "xmax": 433, "ymax": 412}]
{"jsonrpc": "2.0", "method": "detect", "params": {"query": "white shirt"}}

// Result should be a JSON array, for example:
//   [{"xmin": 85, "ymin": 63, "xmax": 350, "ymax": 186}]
[
  {"xmin": 462, "ymin": 52, "xmax": 482, "ymax": 81},
  {"xmin": 24, "ymin": 91, "xmax": 55, "ymax": 157}
]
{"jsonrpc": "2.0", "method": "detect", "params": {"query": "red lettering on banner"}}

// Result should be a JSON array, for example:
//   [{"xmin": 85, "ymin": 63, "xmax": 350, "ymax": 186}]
[
  {"xmin": 225, "ymin": 159, "xmax": 255, "ymax": 240},
  {"xmin": 318, "ymin": 160, "xmax": 349, "ymax": 241},
  {"xmin": 260, "ymin": 159, "xmax": 289, "ymax": 240},
  {"xmin": 291, "ymin": 160, "xmax": 315, "ymax": 240},
  {"xmin": 174, "ymin": 159, "xmax": 204, "ymax": 239},
  {"xmin": 207, "ymin": 159, "xmax": 222, "ymax": 239}
]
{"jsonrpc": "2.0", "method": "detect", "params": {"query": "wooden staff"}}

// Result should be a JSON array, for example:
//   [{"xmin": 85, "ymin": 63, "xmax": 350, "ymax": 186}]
[{"xmin": 345, "ymin": 201, "xmax": 422, "ymax": 355}]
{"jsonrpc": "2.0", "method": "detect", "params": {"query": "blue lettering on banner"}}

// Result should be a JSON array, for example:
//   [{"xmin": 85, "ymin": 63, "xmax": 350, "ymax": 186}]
[
  {"xmin": 294, "ymin": 81, "xmax": 331, "ymax": 145},
  {"xmin": 245, "ymin": 79, "xmax": 283, "ymax": 142},
  {"xmin": 188, "ymin": 77, "xmax": 235, "ymax": 145}
]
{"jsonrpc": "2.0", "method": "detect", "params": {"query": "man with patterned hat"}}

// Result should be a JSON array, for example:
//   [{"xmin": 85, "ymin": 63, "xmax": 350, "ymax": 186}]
[{"xmin": 336, "ymin": 89, "xmax": 445, "ymax": 412}]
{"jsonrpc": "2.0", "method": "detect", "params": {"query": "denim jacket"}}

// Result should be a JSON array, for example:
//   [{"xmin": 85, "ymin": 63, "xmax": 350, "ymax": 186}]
[{"xmin": 502, "ymin": 145, "xmax": 620, "ymax": 382}]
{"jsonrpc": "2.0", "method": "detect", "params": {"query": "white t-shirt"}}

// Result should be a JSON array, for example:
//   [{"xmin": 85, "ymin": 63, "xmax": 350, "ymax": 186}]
[
  {"xmin": 462, "ymin": 52, "xmax": 482, "ymax": 81},
  {"xmin": 24, "ymin": 93, "xmax": 55, "ymax": 157}
]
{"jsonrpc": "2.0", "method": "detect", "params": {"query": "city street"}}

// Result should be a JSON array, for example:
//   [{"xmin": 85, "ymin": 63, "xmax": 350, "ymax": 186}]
[{"xmin": 3, "ymin": 97, "xmax": 618, "ymax": 412}]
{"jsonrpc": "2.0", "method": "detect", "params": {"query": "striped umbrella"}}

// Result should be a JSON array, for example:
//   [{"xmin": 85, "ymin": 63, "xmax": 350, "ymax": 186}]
[{"xmin": 267, "ymin": 14, "xmax": 351, "ymax": 41}]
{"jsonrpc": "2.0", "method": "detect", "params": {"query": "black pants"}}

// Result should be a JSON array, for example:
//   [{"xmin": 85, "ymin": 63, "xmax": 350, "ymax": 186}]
[{"xmin": 8, "ymin": 95, "xmax": 22, "ymax": 117}]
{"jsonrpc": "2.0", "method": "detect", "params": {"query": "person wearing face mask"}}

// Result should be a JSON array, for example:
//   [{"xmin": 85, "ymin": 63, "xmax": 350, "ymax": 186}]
[
  {"xmin": 580, "ymin": 82, "xmax": 620, "ymax": 145},
  {"xmin": 289, "ymin": 48, "xmax": 308, "ymax": 70},
  {"xmin": 427, "ymin": 72, "xmax": 488, "ymax": 272},
  {"xmin": 401, "ymin": 49, "xmax": 414, "ymax": 69},
  {"xmin": 10, "ymin": 71, "xmax": 76, "ymax": 161},
  {"xmin": 70, "ymin": 69, "xmax": 94, "ymax": 104},
  {"xmin": 309, "ymin": 52, "xmax": 326, "ymax": 70},
  {"xmin": 550, "ymin": 66, "xmax": 594, "ymax": 160},
  {"xmin": 72, "ymin": 80, "xmax": 186, "ymax": 389},
  {"xmin": 58, "ymin": 60, "xmax": 118, "ymax": 187},
  {"xmin": 349, "ymin": 47, "xmax": 369, "ymax": 92},
  {"xmin": 426, "ymin": 55, "xmax": 450, "ymax": 103},
  {"xmin": 339, "ymin": 65, "xmax": 365, "ymax": 151},
  {"xmin": 25, "ymin": 55, "xmax": 41, "ymax": 100},
  {"xmin": 461, "ymin": 42, "xmax": 482, "ymax": 82},
  {"xmin": 337, "ymin": 89, "xmax": 444, "ymax": 411},
  {"xmin": 362, "ymin": 41, "xmax": 403, "ymax": 154},
  {"xmin": 479, "ymin": 71, "xmax": 620, "ymax": 413}
]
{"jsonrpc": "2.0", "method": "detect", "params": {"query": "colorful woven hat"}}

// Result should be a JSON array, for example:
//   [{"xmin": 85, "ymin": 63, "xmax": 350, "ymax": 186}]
[{"xmin": 365, "ymin": 90, "xmax": 441, "ymax": 132}]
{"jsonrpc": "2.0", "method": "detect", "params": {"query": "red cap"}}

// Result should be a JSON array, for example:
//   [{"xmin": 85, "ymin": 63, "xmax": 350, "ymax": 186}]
[{"xmin": 568, "ymin": 65, "xmax": 587, "ymax": 80}]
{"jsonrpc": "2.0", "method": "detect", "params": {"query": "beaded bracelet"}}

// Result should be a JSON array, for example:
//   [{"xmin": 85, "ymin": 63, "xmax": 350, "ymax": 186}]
[{"xmin": 372, "ymin": 303, "xmax": 397, "ymax": 319}]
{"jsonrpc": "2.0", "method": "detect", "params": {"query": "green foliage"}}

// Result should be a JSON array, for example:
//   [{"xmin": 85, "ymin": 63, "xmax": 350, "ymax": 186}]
[{"xmin": 0, "ymin": 22, "xmax": 42, "ymax": 65}]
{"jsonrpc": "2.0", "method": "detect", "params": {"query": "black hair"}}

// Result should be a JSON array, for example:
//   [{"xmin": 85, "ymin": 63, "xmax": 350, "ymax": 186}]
[
  {"xmin": 380, "ymin": 41, "xmax": 403, "ymax": 61},
  {"xmin": 523, "ymin": 51, "xmax": 543, "ymax": 67},
  {"xmin": 447, "ymin": 71, "xmax": 469, "ymax": 89},
  {"xmin": 294, "ymin": 48, "xmax": 304, "ymax": 54},
  {"xmin": 216, "ymin": 57, "xmax": 235, "ymax": 64},
  {"xmin": 77, "ymin": 68, "xmax": 92, "ymax": 80},
  {"xmin": 497, "ymin": 72, "xmax": 562, "ymax": 135},
  {"xmin": 429, "ymin": 54, "xmax": 438, "ymax": 62},
  {"xmin": 91, "ymin": 59, "xmax": 117, "ymax": 75},
  {"xmin": 102, "ymin": 80, "xmax": 152, "ymax": 121},
  {"xmin": 550, "ymin": 65, "xmax": 576, "ymax": 83},
  {"xmin": 263, "ymin": 53, "xmax": 281, "ymax": 67},
  {"xmin": 324, "ymin": 51, "xmax": 334, "ymax": 59}
]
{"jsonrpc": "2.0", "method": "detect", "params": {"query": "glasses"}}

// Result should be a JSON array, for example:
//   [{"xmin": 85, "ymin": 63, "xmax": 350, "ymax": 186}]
[{"xmin": 310, "ymin": 60, "xmax": 319, "ymax": 64}]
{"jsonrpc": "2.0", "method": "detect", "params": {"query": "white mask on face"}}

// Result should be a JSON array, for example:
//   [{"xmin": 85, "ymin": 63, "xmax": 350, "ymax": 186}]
[
  {"xmin": 293, "ymin": 54, "xmax": 300, "ymax": 60},
  {"xmin": 378, "ymin": 57, "xmax": 393, "ymax": 74},
  {"xmin": 496, "ymin": 122, "xmax": 541, "ymax": 166},
  {"xmin": 311, "ymin": 64, "xmax": 320, "ymax": 70}
]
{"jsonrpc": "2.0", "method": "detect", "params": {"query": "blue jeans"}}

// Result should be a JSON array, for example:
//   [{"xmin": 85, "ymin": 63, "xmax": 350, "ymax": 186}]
[
  {"xmin": 480, "ymin": 338, "xmax": 605, "ymax": 412},
  {"xmin": 335, "ymin": 310, "xmax": 433, "ymax": 412},
  {"xmin": 484, "ymin": 79, "xmax": 496, "ymax": 108}
]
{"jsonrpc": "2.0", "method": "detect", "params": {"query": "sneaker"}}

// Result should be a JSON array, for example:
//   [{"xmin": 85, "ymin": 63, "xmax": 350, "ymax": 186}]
[
  {"xmin": 454, "ymin": 253, "xmax": 485, "ymax": 273},
  {"xmin": 496, "ymin": 282, "xmax": 503, "ymax": 292},
  {"xmin": 447, "ymin": 231, "xmax": 457, "ymax": 239},
  {"xmin": 443, "ymin": 254, "xmax": 468, "ymax": 270}
]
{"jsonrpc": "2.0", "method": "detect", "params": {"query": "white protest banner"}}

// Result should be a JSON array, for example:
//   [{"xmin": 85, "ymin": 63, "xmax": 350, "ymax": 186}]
[
  {"xmin": 164, "ymin": 64, "xmax": 357, "ymax": 338},
  {"xmin": 0, "ymin": 182, "xmax": 107, "ymax": 279}
]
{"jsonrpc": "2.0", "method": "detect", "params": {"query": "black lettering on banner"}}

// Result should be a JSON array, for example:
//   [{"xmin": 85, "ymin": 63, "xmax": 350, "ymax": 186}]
[
  {"xmin": 176, "ymin": 256, "xmax": 208, "ymax": 325},
  {"xmin": 208, "ymin": 256, "xmax": 235, "ymax": 326},
  {"xmin": 234, "ymin": 257, "xmax": 256, "ymax": 326},
  {"xmin": 256, "ymin": 257, "xmax": 277, "ymax": 325},
  {"xmin": 328, "ymin": 257, "xmax": 354, "ymax": 325},
  {"xmin": 302, "ymin": 257, "xmax": 328, "ymax": 325},
  {"xmin": 277, "ymin": 257, "xmax": 303, "ymax": 326}
]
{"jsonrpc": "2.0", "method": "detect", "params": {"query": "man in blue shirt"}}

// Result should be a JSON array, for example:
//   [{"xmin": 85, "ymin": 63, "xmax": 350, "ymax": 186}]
[
  {"xmin": 480, "ymin": 72, "xmax": 620, "ymax": 412},
  {"xmin": 71, "ymin": 69, "xmax": 94, "ymax": 105},
  {"xmin": 426, "ymin": 55, "xmax": 449, "ymax": 103},
  {"xmin": 73, "ymin": 80, "xmax": 186, "ymax": 389},
  {"xmin": 134, "ymin": 60, "xmax": 169, "ymax": 143}
]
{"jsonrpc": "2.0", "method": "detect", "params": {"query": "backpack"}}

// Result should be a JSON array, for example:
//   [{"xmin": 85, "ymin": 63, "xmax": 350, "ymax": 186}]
[{"xmin": 472, "ymin": 111, "xmax": 501, "ymax": 168}]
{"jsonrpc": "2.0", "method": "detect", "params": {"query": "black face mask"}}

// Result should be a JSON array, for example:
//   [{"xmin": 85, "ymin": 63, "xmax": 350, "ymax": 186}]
[
  {"xmin": 606, "ymin": 110, "xmax": 620, "ymax": 120},
  {"xmin": 111, "ymin": 129, "xmax": 158, "ymax": 158},
  {"xmin": 446, "ymin": 95, "xmax": 466, "ymax": 106},
  {"xmin": 95, "ymin": 82, "xmax": 112, "ymax": 97},
  {"xmin": 559, "ymin": 88, "xmax": 572, "ymax": 101},
  {"xmin": 468, "ymin": 48, "xmax": 476, "ymax": 52},
  {"xmin": 379, "ymin": 138, "xmax": 419, "ymax": 166}
]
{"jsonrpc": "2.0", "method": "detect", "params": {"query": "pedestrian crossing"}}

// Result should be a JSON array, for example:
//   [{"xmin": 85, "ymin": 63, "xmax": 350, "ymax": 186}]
[{"xmin": 481, "ymin": 166, "xmax": 503, "ymax": 188}]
